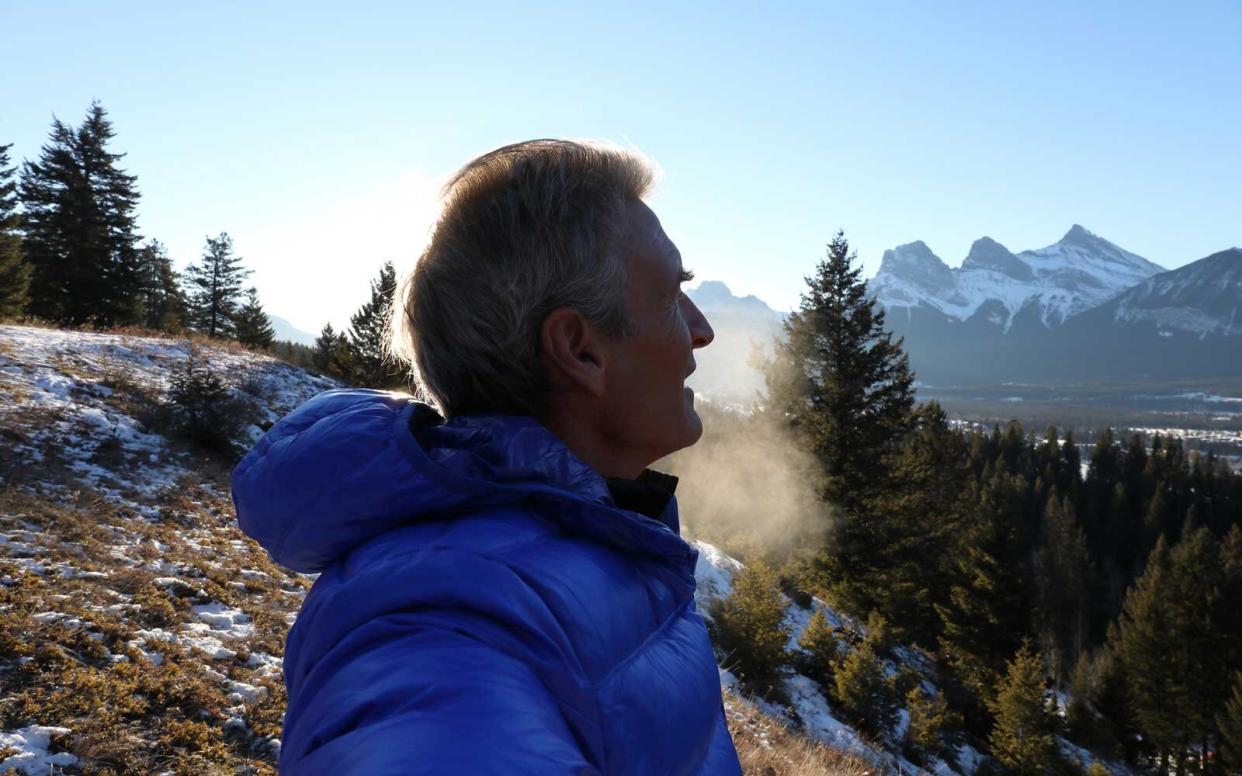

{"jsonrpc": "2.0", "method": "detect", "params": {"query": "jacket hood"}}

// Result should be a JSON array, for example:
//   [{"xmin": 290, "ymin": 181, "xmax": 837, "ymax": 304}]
[{"xmin": 232, "ymin": 389, "xmax": 689, "ymax": 573}]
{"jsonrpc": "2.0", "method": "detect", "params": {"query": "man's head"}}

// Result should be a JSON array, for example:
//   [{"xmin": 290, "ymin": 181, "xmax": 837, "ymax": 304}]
[{"xmin": 391, "ymin": 139, "xmax": 714, "ymax": 477}]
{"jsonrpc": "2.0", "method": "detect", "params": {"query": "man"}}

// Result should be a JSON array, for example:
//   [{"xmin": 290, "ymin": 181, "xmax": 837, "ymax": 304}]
[{"xmin": 232, "ymin": 140, "xmax": 741, "ymax": 774}]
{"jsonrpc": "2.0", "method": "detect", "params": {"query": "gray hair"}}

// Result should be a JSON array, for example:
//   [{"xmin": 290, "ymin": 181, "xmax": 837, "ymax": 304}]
[{"xmin": 389, "ymin": 139, "xmax": 656, "ymax": 418}]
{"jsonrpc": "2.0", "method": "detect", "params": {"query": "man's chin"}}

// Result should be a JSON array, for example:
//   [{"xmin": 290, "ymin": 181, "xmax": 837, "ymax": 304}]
[{"xmin": 682, "ymin": 407, "xmax": 704, "ymax": 446}]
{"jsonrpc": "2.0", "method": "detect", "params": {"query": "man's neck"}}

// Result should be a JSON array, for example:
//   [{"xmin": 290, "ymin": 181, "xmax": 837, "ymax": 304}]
[{"xmin": 542, "ymin": 404, "xmax": 649, "ymax": 480}]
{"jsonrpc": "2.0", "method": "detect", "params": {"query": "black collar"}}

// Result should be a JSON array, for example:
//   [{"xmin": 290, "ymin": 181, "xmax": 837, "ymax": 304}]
[{"xmin": 605, "ymin": 469, "xmax": 679, "ymax": 520}]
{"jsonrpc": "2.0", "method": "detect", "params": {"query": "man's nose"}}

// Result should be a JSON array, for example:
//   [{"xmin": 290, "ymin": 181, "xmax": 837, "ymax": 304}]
[{"xmin": 684, "ymin": 297, "xmax": 714, "ymax": 349}]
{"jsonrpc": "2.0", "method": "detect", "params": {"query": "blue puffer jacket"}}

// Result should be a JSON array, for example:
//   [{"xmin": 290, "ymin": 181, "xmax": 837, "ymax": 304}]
[{"xmin": 232, "ymin": 389, "xmax": 741, "ymax": 775}]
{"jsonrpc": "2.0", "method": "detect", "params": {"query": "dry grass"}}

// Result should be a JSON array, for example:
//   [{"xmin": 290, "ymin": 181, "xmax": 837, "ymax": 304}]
[
  {"xmin": 725, "ymin": 691, "xmax": 878, "ymax": 776},
  {"xmin": 0, "ymin": 486, "xmax": 294, "ymax": 774}
]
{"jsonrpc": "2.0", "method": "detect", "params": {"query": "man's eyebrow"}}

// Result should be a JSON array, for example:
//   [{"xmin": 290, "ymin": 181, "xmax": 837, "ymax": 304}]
[{"xmin": 678, "ymin": 267, "xmax": 696, "ymax": 283}]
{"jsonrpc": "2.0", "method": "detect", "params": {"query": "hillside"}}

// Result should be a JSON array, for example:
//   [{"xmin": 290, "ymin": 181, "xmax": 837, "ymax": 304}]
[
  {"xmin": 0, "ymin": 325, "xmax": 870, "ymax": 775},
  {"xmin": 0, "ymin": 325, "xmax": 335, "ymax": 773},
  {"xmin": 0, "ymin": 325, "xmax": 1139, "ymax": 774}
]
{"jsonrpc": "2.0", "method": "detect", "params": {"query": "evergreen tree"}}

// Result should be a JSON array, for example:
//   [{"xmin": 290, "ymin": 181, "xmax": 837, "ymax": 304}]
[
  {"xmin": 1109, "ymin": 530, "xmax": 1231, "ymax": 769},
  {"xmin": 795, "ymin": 608, "xmax": 839, "ymax": 689},
  {"xmin": 234, "ymin": 287, "xmax": 275, "ymax": 350},
  {"xmin": 1219, "ymin": 672, "xmax": 1242, "ymax": 773},
  {"xmin": 762, "ymin": 230, "xmax": 915, "ymax": 619},
  {"xmin": 869, "ymin": 401, "xmax": 972, "ymax": 648},
  {"xmin": 1033, "ymin": 489, "xmax": 1093, "ymax": 680},
  {"xmin": 1065, "ymin": 645, "xmax": 1140, "ymax": 761},
  {"xmin": 183, "ymin": 232, "xmax": 250, "ymax": 338},
  {"xmin": 135, "ymin": 240, "xmax": 184, "ymax": 331},
  {"xmin": 763, "ymin": 230, "xmax": 915, "ymax": 512},
  {"xmin": 935, "ymin": 469, "xmax": 1030, "ymax": 711},
  {"xmin": 905, "ymin": 686, "xmax": 963, "ymax": 767},
  {"xmin": 1111, "ymin": 538, "xmax": 1179, "ymax": 766},
  {"xmin": 270, "ymin": 339, "xmax": 318, "ymax": 371},
  {"xmin": 1060, "ymin": 430, "xmax": 1083, "ymax": 495},
  {"xmin": 19, "ymin": 102, "xmax": 143, "ymax": 325},
  {"xmin": 1160, "ymin": 527, "xmax": 1231, "ymax": 766},
  {"xmin": 313, "ymin": 323, "xmax": 354, "ymax": 382},
  {"xmin": 832, "ymin": 638, "xmax": 898, "ymax": 741},
  {"xmin": 708, "ymin": 561, "xmax": 789, "ymax": 694},
  {"xmin": 1222, "ymin": 525, "xmax": 1242, "ymax": 674},
  {"xmin": 0, "ymin": 143, "xmax": 30, "ymax": 317},
  {"xmin": 347, "ymin": 260, "xmax": 398, "ymax": 388},
  {"xmin": 987, "ymin": 645, "xmax": 1056, "ymax": 774}
]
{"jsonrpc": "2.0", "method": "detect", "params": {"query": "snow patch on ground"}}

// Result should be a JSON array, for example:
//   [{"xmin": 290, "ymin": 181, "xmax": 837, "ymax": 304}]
[
  {"xmin": 0, "ymin": 324, "xmax": 335, "ymax": 515},
  {"xmin": 0, "ymin": 725, "xmax": 78, "ymax": 774}
]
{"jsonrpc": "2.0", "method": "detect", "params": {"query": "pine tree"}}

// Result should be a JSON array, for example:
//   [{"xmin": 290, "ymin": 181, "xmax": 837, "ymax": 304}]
[
  {"xmin": 1108, "ymin": 532, "xmax": 1232, "ymax": 769},
  {"xmin": 19, "ymin": 102, "xmax": 143, "ymax": 325},
  {"xmin": 708, "ymin": 561, "xmax": 790, "ymax": 694},
  {"xmin": 832, "ymin": 638, "xmax": 898, "ymax": 741},
  {"xmin": 78, "ymin": 102, "xmax": 143, "ymax": 324},
  {"xmin": 762, "ymin": 230, "xmax": 915, "ymax": 620},
  {"xmin": 1033, "ymin": 489, "xmax": 1093, "ymax": 680},
  {"xmin": 987, "ymin": 645, "xmax": 1056, "ymax": 774},
  {"xmin": 270, "ymin": 339, "xmax": 318, "ymax": 371},
  {"xmin": 347, "ymin": 260, "xmax": 398, "ymax": 388},
  {"xmin": 869, "ymin": 401, "xmax": 971, "ymax": 648},
  {"xmin": 183, "ymin": 232, "xmax": 250, "ymax": 339},
  {"xmin": 234, "ymin": 287, "xmax": 275, "ymax": 350},
  {"xmin": 763, "ymin": 230, "xmax": 915, "ymax": 512},
  {"xmin": 905, "ymin": 686, "xmax": 963, "ymax": 766},
  {"xmin": 1219, "ymin": 672, "xmax": 1242, "ymax": 772},
  {"xmin": 795, "ymin": 608, "xmax": 839, "ymax": 688},
  {"xmin": 1111, "ymin": 538, "xmax": 1177, "ymax": 765},
  {"xmin": 1222, "ymin": 525, "xmax": 1242, "ymax": 673},
  {"xmin": 935, "ymin": 470, "xmax": 1030, "ymax": 710},
  {"xmin": 313, "ymin": 323, "xmax": 354, "ymax": 382},
  {"xmin": 0, "ymin": 143, "xmax": 30, "ymax": 317},
  {"xmin": 135, "ymin": 240, "xmax": 184, "ymax": 331},
  {"xmin": 1161, "ymin": 527, "xmax": 1231, "ymax": 766}
]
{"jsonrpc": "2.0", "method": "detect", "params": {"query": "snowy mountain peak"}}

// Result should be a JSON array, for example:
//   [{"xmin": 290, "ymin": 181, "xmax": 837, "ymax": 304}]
[
  {"xmin": 876, "ymin": 241, "xmax": 957, "ymax": 298},
  {"xmin": 1060, "ymin": 223, "xmax": 1097, "ymax": 244},
  {"xmin": 962, "ymin": 237, "xmax": 1034, "ymax": 281},
  {"xmin": 879, "ymin": 240, "xmax": 946, "ymax": 271}
]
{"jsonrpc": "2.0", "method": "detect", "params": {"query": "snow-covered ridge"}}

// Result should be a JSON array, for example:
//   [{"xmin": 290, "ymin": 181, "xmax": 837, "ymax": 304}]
[
  {"xmin": 1108, "ymin": 247, "xmax": 1242, "ymax": 336},
  {"xmin": 869, "ymin": 225, "xmax": 1165, "ymax": 331}
]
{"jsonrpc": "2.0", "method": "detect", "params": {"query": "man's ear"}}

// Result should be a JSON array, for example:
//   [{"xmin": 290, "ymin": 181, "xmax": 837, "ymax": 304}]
[{"xmin": 539, "ymin": 307, "xmax": 608, "ymax": 397}]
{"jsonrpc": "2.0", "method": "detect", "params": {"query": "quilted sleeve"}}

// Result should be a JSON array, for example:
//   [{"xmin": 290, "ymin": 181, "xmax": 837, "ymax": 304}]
[
  {"xmin": 281, "ymin": 620, "xmax": 600, "ymax": 775},
  {"xmin": 279, "ymin": 542, "xmax": 604, "ymax": 775}
]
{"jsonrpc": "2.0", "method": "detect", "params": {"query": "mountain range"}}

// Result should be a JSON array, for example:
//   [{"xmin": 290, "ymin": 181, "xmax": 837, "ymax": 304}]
[
  {"xmin": 687, "ymin": 228, "xmax": 1241, "ymax": 402},
  {"xmin": 872, "ymin": 227, "xmax": 1241, "ymax": 384}
]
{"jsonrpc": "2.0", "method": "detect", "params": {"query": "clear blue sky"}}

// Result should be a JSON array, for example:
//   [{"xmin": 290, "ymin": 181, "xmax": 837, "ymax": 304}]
[{"xmin": 3, "ymin": 0, "xmax": 1239, "ymax": 332}]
